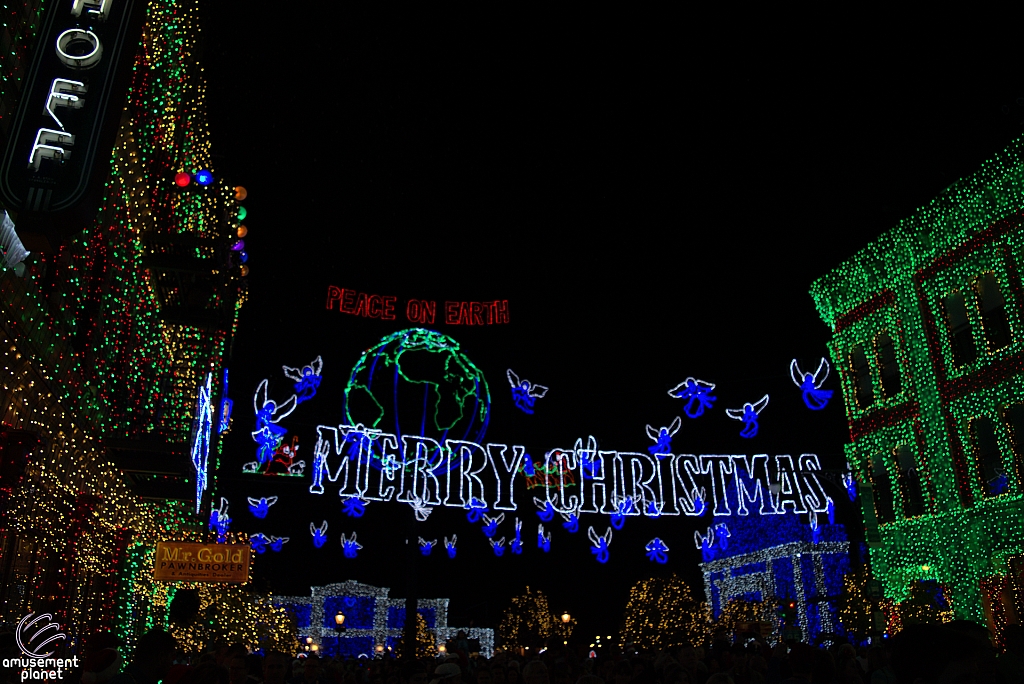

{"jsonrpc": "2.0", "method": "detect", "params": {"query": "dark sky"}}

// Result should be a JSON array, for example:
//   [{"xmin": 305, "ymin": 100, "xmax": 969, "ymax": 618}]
[{"xmin": 199, "ymin": 10, "xmax": 1024, "ymax": 640}]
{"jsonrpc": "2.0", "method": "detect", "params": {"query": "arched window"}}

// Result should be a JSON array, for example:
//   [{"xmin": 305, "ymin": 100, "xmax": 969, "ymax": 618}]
[
  {"xmin": 875, "ymin": 332, "xmax": 902, "ymax": 399},
  {"xmin": 943, "ymin": 291, "xmax": 976, "ymax": 366},
  {"xmin": 849, "ymin": 344, "xmax": 874, "ymax": 410},
  {"xmin": 894, "ymin": 445, "xmax": 925, "ymax": 517},
  {"xmin": 975, "ymin": 273, "xmax": 1012, "ymax": 351},
  {"xmin": 970, "ymin": 417, "xmax": 1006, "ymax": 497},
  {"xmin": 870, "ymin": 453, "xmax": 896, "ymax": 523}
]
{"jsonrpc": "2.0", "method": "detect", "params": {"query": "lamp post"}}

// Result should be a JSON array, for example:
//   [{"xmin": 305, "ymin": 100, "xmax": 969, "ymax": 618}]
[
  {"xmin": 561, "ymin": 612, "xmax": 571, "ymax": 624},
  {"xmin": 335, "ymin": 611, "xmax": 346, "ymax": 631}
]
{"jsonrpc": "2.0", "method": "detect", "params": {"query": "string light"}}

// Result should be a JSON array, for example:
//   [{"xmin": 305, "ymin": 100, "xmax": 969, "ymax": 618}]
[{"xmin": 618, "ymin": 575, "xmax": 711, "ymax": 650}]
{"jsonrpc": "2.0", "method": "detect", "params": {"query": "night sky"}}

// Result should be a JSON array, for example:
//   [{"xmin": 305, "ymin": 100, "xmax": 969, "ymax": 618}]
[{"xmin": 197, "ymin": 11, "xmax": 1024, "ymax": 639}]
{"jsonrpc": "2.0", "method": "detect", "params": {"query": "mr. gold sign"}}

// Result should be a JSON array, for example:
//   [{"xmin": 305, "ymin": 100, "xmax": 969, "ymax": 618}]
[{"xmin": 153, "ymin": 541, "xmax": 250, "ymax": 583}]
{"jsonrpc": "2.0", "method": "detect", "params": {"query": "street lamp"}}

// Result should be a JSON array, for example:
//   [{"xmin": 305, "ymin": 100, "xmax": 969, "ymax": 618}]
[
  {"xmin": 561, "ymin": 612, "xmax": 571, "ymax": 623},
  {"xmin": 335, "ymin": 611, "xmax": 346, "ymax": 630}
]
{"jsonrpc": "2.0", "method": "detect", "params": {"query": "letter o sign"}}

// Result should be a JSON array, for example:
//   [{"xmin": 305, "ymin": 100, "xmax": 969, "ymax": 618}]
[{"xmin": 56, "ymin": 29, "xmax": 103, "ymax": 69}]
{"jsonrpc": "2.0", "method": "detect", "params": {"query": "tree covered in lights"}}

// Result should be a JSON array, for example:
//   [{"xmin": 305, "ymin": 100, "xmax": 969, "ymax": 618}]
[
  {"xmin": 498, "ymin": 587, "xmax": 555, "ymax": 650},
  {"xmin": 159, "ymin": 582, "xmax": 298, "ymax": 654},
  {"xmin": 619, "ymin": 575, "xmax": 710, "ymax": 650},
  {"xmin": 712, "ymin": 597, "xmax": 773, "ymax": 638},
  {"xmin": 836, "ymin": 571, "xmax": 876, "ymax": 637},
  {"xmin": 397, "ymin": 613, "xmax": 437, "ymax": 658}
]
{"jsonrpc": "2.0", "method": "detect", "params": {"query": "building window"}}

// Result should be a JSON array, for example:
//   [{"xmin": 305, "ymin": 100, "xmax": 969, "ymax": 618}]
[
  {"xmin": 974, "ymin": 273, "xmax": 1012, "ymax": 351},
  {"xmin": 1002, "ymin": 403, "xmax": 1024, "ymax": 486},
  {"xmin": 849, "ymin": 344, "xmax": 874, "ymax": 410},
  {"xmin": 875, "ymin": 332, "xmax": 902, "ymax": 399},
  {"xmin": 969, "ymin": 417, "xmax": 1007, "ymax": 497},
  {"xmin": 943, "ymin": 291, "xmax": 976, "ymax": 366},
  {"xmin": 870, "ymin": 453, "xmax": 896, "ymax": 523},
  {"xmin": 894, "ymin": 445, "xmax": 925, "ymax": 517}
]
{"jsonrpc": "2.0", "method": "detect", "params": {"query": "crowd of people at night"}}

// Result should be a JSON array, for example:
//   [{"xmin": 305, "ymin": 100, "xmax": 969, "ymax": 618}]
[{"xmin": 5, "ymin": 620, "xmax": 1024, "ymax": 684}]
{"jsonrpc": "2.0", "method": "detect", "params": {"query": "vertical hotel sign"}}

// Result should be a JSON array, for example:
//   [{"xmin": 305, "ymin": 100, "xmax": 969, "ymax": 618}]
[{"xmin": 0, "ymin": 0, "xmax": 146, "ymax": 251}]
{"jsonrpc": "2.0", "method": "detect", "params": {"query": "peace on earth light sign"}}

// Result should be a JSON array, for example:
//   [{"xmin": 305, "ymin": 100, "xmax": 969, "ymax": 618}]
[{"xmin": 309, "ymin": 427, "xmax": 832, "ymax": 518}]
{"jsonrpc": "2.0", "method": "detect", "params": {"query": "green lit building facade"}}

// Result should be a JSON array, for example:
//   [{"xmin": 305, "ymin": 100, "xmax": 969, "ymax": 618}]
[{"xmin": 810, "ymin": 139, "xmax": 1024, "ymax": 631}]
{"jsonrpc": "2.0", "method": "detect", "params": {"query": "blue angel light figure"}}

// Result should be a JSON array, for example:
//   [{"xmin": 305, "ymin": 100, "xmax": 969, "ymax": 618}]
[
  {"xmin": 646, "ymin": 501, "xmax": 662, "ymax": 518},
  {"xmin": 810, "ymin": 511, "xmax": 822, "ymax": 544},
  {"xmin": 725, "ymin": 394, "xmax": 769, "ymax": 439},
  {"xmin": 342, "ymin": 497, "xmax": 368, "ymax": 518},
  {"xmin": 270, "ymin": 536, "xmax": 289, "ymax": 552},
  {"xmin": 646, "ymin": 417, "xmax": 681, "ymax": 457},
  {"xmin": 574, "ymin": 436, "xmax": 601, "ymax": 480},
  {"xmin": 465, "ymin": 497, "xmax": 488, "ymax": 523},
  {"xmin": 588, "ymin": 526, "xmax": 612, "ymax": 564},
  {"xmin": 537, "ymin": 524, "xmax": 551, "ymax": 552},
  {"xmin": 610, "ymin": 497, "xmax": 634, "ymax": 531},
  {"xmin": 209, "ymin": 497, "xmax": 231, "ymax": 541},
  {"xmin": 534, "ymin": 498, "xmax": 555, "ymax": 522},
  {"xmin": 490, "ymin": 537, "xmax": 506, "ymax": 557},
  {"xmin": 283, "ymin": 356, "xmax": 323, "ymax": 404},
  {"xmin": 482, "ymin": 513, "xmax": 504, "ymax": 537},
  {"xmin": 692, "ymin": 488, "xmax": 707, "ymax": 516},
  {"xmin": 251, "ymin": 380, "xmax": 297, "ymax": 467},
  {"xmin": 668, "ymin": 378, "xmax": 717, "ymax": 418},
  {"xmin": 341, "ymin": 532, "xmax": 362, "ymax": 558},
  {"xmin": 842, "ymin": 470, "xmax": 857, "ymax": 501},
  {"xmin": 561, "ymin": 511, "xmax": 579, "ymax": 533},
  {"xmin": 310, "ymin": 521, "xmax": 328, "ymax": 548},
  {"xmin": 418, "ymin": 537, "xmax": 437, "ymax": 557},
  {"xmin": 510, "ymin": 518, "xmax": 524, "ymax": 555},
  {"xmin": 645, "ymin": 538, "xmax": 669, "ymax": 564},
  {"xmin": 445, "ymin": 535, "xmax": 457, "ymax": 559},
  {"xmin": 507, "ymin": 369, "xmax": 548, "ymax": 415},
  {"xmin": 250, "ymin": 533, "xmax": 269, "ymax": 554},
  {"xmin": 247, "ymin": 496, "xmax": 278, "ymax": 519},
  {"xmin": 790, "ymin": 358, "xmax": 833, "ymax": 410}
]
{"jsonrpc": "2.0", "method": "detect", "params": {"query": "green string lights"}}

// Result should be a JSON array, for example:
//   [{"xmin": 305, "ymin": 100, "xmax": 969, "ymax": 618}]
[{"xmin": 810, "ymin": 136, "xmax": 1024, "ymax": 630}]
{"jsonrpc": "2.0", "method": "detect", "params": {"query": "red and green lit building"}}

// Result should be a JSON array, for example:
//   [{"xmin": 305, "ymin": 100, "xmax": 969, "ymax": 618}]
[
  {"xmin": 810, "ymin": 138, "xmax": 1024, "ymax": 635},
  {"xmin": 0, "ymin": 0, "xmax": 248, "ymax": 645}
]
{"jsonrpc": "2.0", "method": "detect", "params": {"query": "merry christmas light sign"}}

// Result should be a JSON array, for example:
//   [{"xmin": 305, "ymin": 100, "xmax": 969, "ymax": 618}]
[{"xmin": 308, "ymin": 426, "xmax": 831, "ymax": 519}]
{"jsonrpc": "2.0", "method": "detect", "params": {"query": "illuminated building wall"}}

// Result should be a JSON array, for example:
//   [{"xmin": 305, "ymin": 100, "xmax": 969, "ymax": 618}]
[
  {"xmin": 0, "ymin": 0, "xmax": 246, "ymax": 641},
  {"xmin": 0, "ymin": 1, "xmax": 45, "ymax": 140},
  {"xmin": 274, "ymin": 581, "xmax": 495, "ymax": 659},
  {"xmin": 809, "ymin": 137, "xmax": 1024, "ymax": 631}
]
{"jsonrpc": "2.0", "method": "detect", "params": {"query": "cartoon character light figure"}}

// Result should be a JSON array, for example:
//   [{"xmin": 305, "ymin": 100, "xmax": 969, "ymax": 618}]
[
  {"xmin": 646, "ymin": 417, "xmax": 681, "ymax": 457},
  {"xmin": 668, "ymin": 378, "xmax": 717, "ymax": 418},
  {"xmin": 725, "ymin": 394, "xmax": 769, "ymax": 439},
  {"xmin": 283, "ymin": 356, "xmax": 324, "ymax": 404},
  {"xmin": 507, "ymin": 369, "xmax": 548, "ymax": 415},
  {"xmin": 251, "ymin": 379, "xmax": 297, "ymax": 467},
  {"xmin": 588, "ymin": 526, "xmax": 612, "ymax": 564},
  {"xmin": 645, "ymin": 538, "xmax": 669, "ymax": 564},
  {"xmin": 790, "ymin": 358, "xmax": 833, "ymax": 410},
  {"xmin": 311, "ymin": 521, "xmax": 328, "ymax": 548}
]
